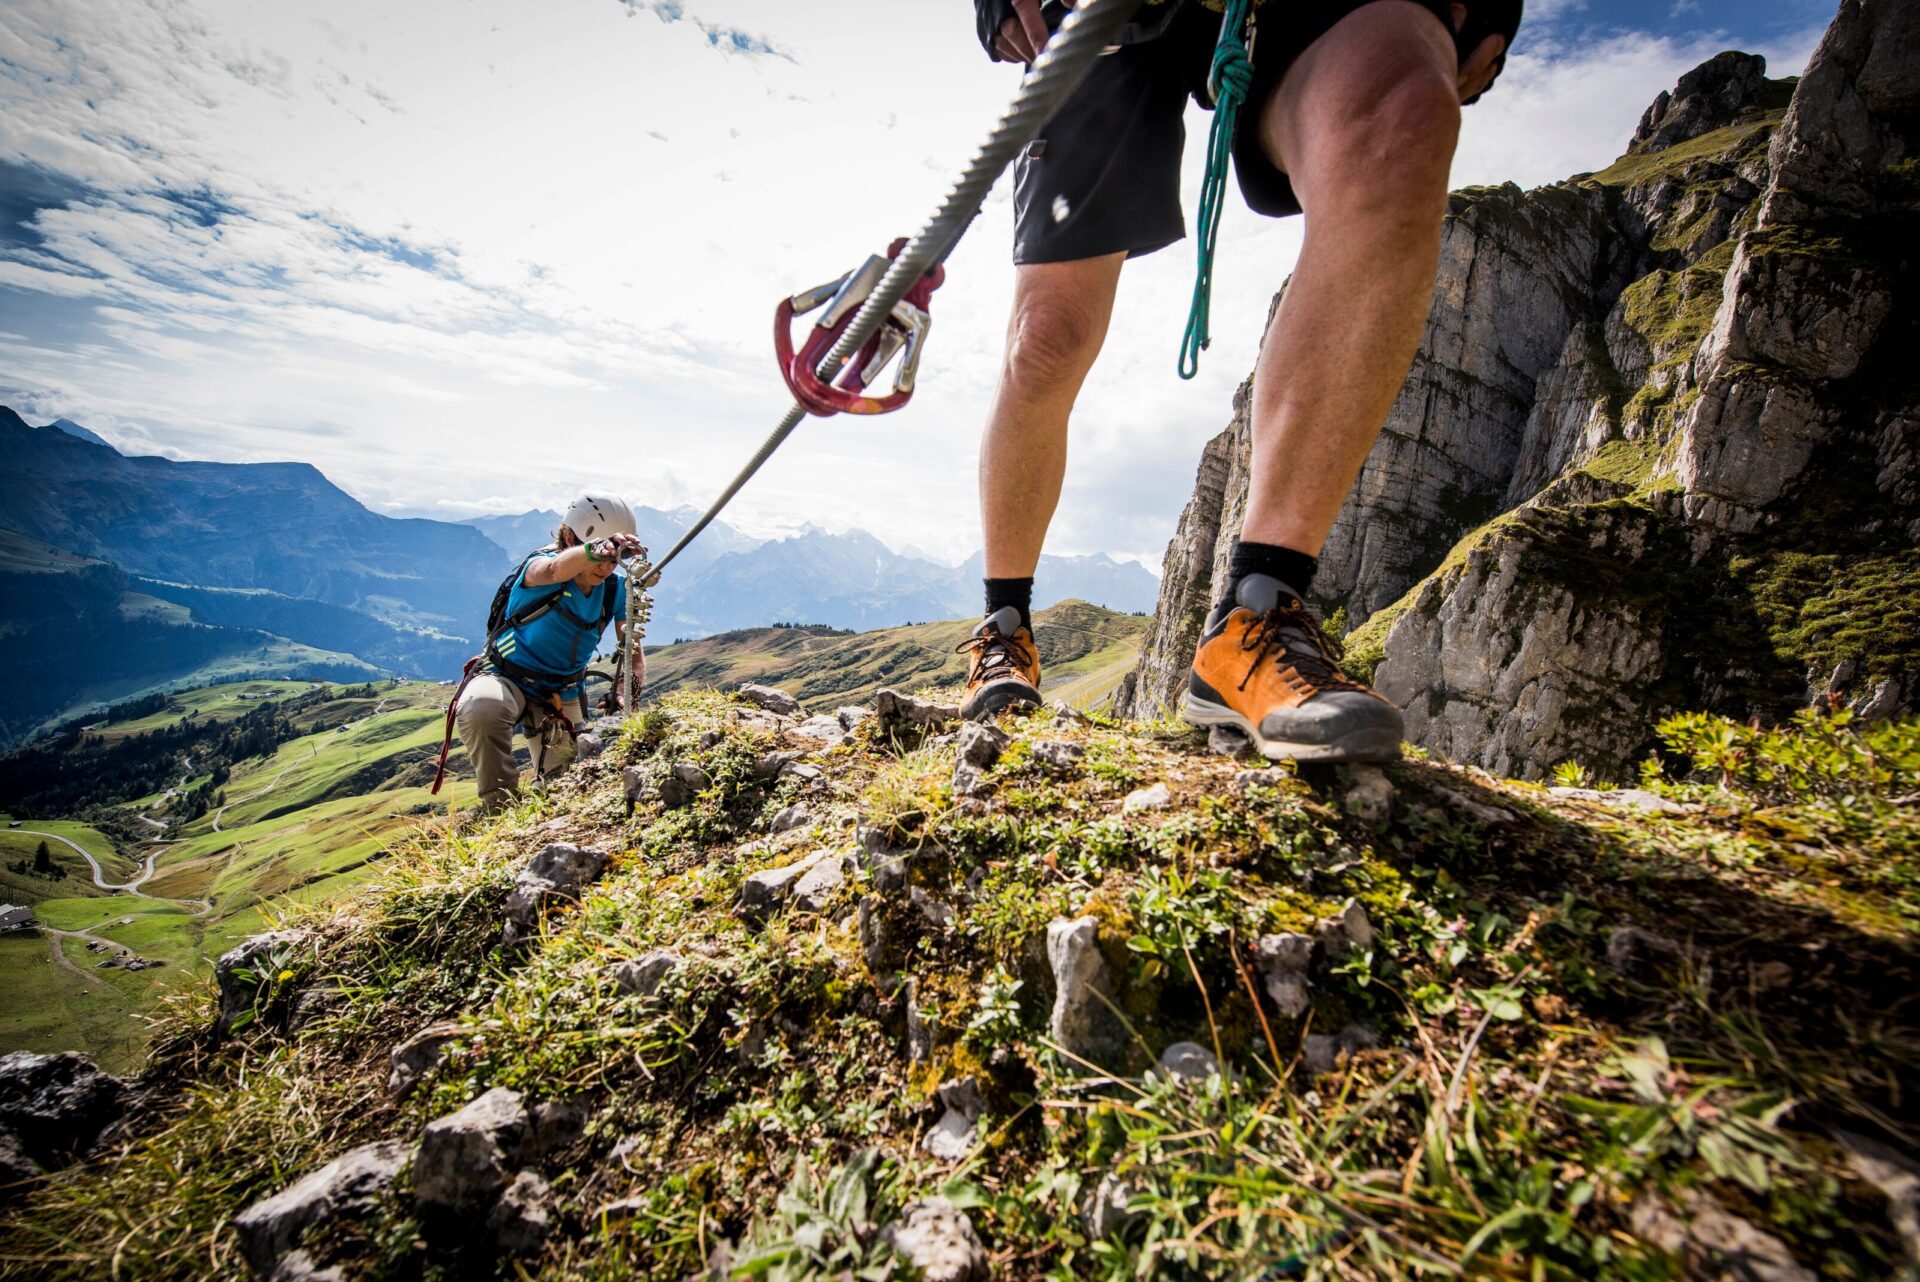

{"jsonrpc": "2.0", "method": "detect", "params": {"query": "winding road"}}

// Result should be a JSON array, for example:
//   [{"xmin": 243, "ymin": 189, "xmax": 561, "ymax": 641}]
[
  {"xmin": 14, "ymin": 829, "xmax": 159, "ymax": 894},
  {"xmin": 21, "ymin": 690, "xmax": 400, "ymax": 979}
]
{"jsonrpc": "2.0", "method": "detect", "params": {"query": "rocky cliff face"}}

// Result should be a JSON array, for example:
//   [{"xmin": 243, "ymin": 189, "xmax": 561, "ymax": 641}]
[{"xmin": 1120, "ymin": 0, "xmax": 1919, "ymax": 779}]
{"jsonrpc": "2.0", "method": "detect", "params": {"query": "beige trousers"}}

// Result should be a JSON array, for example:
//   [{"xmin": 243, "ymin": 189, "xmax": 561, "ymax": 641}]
[{"xmin": 454, "ymin": 673, "xmax": 587, "ymax": 812}]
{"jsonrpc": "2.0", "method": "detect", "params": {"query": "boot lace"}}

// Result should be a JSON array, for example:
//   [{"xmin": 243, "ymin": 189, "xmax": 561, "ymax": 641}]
[
  {"xmin": 1237, "ymin": 604, "xmax": 1364, "ymax": 695},
  {"xmin": 956, "ymin": 629, "xmax": 1027, "ymax": 683}
]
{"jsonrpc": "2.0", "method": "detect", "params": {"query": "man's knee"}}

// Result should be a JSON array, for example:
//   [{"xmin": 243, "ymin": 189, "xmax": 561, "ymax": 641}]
[
  {"xmin": 1305, "ymin": 68, "xmax": 1460, "ymax": 215},
  {"xmin": 1003, "ymin": 291, "xmax": 1107, "ymax": 391}
]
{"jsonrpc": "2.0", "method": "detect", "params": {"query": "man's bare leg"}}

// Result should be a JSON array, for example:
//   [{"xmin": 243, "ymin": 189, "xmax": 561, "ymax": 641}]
[
  {"xmin": 1182, "ymin": 1, "xmax": 1477, "ymax": 760},
  {"xmin": 963, "ymin": 252, "xmax": 1125, "ymax": 717},
  {"xmin": 979, "ymin": 253, "xmax": 1127, "ymax": 578},
  {"xmin": 1243, "ymin": 1, "xmax": 1464, "ymax": 553}
]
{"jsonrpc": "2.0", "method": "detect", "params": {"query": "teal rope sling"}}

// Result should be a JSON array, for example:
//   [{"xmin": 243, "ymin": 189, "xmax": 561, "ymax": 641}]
[{"xmin": 1178, "ymin": 0, "xmax": 1255, "ymax": 379}]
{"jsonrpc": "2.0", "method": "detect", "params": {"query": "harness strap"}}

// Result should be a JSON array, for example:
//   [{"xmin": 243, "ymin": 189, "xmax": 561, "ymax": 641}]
[{"xmin": 431, "ymin": 656, "xmax": 487, "ymax": 795}]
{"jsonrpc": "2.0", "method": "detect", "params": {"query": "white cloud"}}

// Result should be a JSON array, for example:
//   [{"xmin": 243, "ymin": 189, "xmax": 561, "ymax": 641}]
[{"xmin": 0, "ymin": 0, "xmax": 1834, "ymax": 571}]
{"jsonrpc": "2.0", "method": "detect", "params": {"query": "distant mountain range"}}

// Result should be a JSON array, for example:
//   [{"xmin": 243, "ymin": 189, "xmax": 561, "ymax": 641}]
[
  {"xmin": 473, "ymin": 511, "xmax": 1160, "ymax": 639},
  {"xmin": 0, "ymin": 406, "xmax": 1155, "ymax": 743}
]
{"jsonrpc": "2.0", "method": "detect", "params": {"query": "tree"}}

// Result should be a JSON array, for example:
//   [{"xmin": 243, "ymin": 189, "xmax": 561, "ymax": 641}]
[{"xmin": 32, "ymin": 841, "xmax": 52, "ymax": 874}]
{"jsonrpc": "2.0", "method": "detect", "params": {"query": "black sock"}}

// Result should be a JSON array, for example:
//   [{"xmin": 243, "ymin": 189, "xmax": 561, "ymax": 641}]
[
  {"xmin": 1223, "ymin": 540, "xmax": 1316, "ymax": 607},
  {"xmin": 983, "ymin": 577, "xmax": 1033, "ymax": 634}
]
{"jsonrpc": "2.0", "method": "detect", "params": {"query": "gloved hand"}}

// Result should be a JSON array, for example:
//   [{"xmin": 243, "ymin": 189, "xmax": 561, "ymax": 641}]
[
  {"xmin": 977, "ymin": 0, "xmax": 1052, "ymax": 63},
  {"xmin": 584, "ymin": 533, "xmax": 645, "ymax": 563}
]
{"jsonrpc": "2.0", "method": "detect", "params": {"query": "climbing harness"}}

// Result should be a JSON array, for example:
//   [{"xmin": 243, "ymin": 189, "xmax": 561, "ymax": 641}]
[
  {"xmin": 1179, "ymin": 0, "xmax": 1255, "ymax": 380},
  {"xmin": 775, "ymin": 238, "xmax": 945, "ymax": 417},
  {"xmin": 633, "ymin": 0, "xmax": 1149, "ymax": 630},
  {"xmin": 431, "ymin": 548, "xmax": 643, "ymax": 794}
]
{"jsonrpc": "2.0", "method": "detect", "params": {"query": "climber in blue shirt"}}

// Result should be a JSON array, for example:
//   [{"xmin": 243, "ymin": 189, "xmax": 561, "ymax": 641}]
[{"xmin": 454, "ymin": 493, "xmax": 646, "ymax": 811}]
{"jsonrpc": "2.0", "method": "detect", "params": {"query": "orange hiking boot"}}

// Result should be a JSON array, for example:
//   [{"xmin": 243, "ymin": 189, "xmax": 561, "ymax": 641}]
[
  {"xmin": 1183, "ymin": 574, "xmax": 1403, "ymax": 762},
  {"xmin": 958, "ymin": 606, "xmax": 1042, "ymax": 719}
]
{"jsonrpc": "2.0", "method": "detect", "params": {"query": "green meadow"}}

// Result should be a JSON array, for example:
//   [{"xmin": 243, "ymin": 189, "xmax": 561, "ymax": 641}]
[{"xmin": 0, "ymin": 681, "xmax": 479, "ymax": 1068}]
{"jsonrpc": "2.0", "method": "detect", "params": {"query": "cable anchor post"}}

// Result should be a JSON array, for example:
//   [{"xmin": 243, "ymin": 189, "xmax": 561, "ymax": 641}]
[{"xmin": 621, "ymin": 549, "xmax": 653, "ymax": 717}]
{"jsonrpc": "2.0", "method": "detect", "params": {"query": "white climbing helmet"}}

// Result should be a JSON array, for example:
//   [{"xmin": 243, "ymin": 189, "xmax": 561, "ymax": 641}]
[{"xmin": 561, "ymin": 493, "xmax": 637, "ymax": 543}]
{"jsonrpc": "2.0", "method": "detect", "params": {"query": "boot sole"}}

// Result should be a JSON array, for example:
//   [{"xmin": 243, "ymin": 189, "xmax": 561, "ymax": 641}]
[
  {"xmin": 1181, "ymin": 691, "xmax": 1401, "ymax": 763},
  {"xmin": 962, "ymin": 680, "xmax": 1043, "ymax": 721}
]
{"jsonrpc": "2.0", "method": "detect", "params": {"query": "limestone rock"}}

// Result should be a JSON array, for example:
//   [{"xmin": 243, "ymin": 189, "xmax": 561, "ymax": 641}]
[
  {"xmin": 622, "ymin": 766, "xmax": 653, "ymax": 815},
  {"xmin": 1208, "ymin": 724, "xmax": 1254, "ymax": 758},
  {"xmin": 504, "ymin": 843, "xmax": 608, "ymax": 942},
  {"xmin": 0, "ymin": 1126, "xmax": 42, "ymax": 1188},
  {"xmin": 739, "ymin": 850, "xmax": 833, "ymax": 922},
  {"xmin": 1762, "ymin": 0, "xmax": 1920, "ymax": 226},
  {"xmin": 573, "ymin": 732, "xmax": 604, "ymax": 762},
  {"xmin": 752, "ymin": 750, "xmax": 801, "ymax": 780},
  {"xmin": 1083, "ymin": 1173, "xmax": 1141, "ymax": 1239},
  {"xmin": 612, "ymin": 950, "xmax": 682, "ymax": 999},
  {"xmin": 1430, "ymin": 785, "xmax": 1518, "ymax": 826},
  {"xmin": 921, "ymin": 1078, "xmax": 984, "ymax": 1162},
  {"xmin": 267, "ymin": 1249, "xmax": 342, "ymax": 1282},
  {"xmin": 791, "ymin": 856, "xmax": 846, "ymax": 914},
  {"xmin": 1123, "ymin": 782, "xmax": 1172, "ymax": 812},
  {"xmin": 1047, "ymin": 917, "xmax": 1123, "ymax": 1063},
  {"xmin": 1302, "ymin": 1024, "xmax": 1380, "ymax": 1077},
  {"xmin": 1253, "ymin": 933, "xmax": 1314, "ymax": 1019},
  {"xmin": 0, "ymin": 1051, "xmax": 125, "ymax": 1171},
  {"xmin": 488, "ymin": 1169, "xmax": 552, "ymax": 1255},
  {"xmin": 794, "ymin": 714, "xmax": 849, "ymax": 745},
  {"xmin": 233, "ymin": 1139, "xmax": 410, "ymax": 1277},
  {"xmin": 1318, "ymin": 900, "xmax": 1375, "ymax": 955},
  {"xmin": 673, "ymin": 762, "xmax": 713, "ymax": 791},
  {"xmin": 732, "ymin": 707, "xmax": 788, "ymax": 734},
  {"xmin": 1549, "ymin": 786, "xmax": 1687, "ymax": 813},
  {"xmin": 858, "ymin": 898, "xmax": 902, "ymax": 973},
  {"xmin": 414, "ymin": 1087, "xmax": 528, "ymax": 1213},
  {"xmin": 1834, "ymin": 1129, "xmax": 1920, "ymax": 1267},
  {"xmin": 882, "ymin": 1197, "xmax": 988, "ymax": 1282},
  {"xmin": 1341, "ymin": 766, "xmax": 1393, "ymax": 826},
  {"xmin": 910, "ymin": 886, "xmax": 954, "ymax": 931},
  {"xmin": 836, "ymin": 706, "xmax": 874, "ymax": 731},
  {"xmin": 876, "ymin": 688, "xmax": 959, "ymax": 726},
  {"xmin": 388, "ymin": 1021, "xmax": 464, "ymax": 1097},
  {"xmin": 1156, "ymin": 1042, "xmax": 1220, "ymax": 1085},
  {"xmin": 1608, "ymin": 925, "xmax": 1684, "ymax": 976},
  {"xmin": 768, "ymin": 802, "xmax": 809, "ymax": 833},
  {"xmin": 1629, "ymin": 52, "xmax": 1769, "ymax": 154},
  {"xmin": 738, "ymin": 683, "xmax": 802, "ymax": 717},
  {"xmin": 905, "ymin": 981, "xmax": 934, "ymax": 1064},
  {"xmin": 1233, "ymin": 767, "xmax": 1288, "ymax": 794},
  {"xmin": 1630, "ymin": 1190, "xmax": 1815, "ymax": 1282},
  {"xmin": 952, "ymin": 721, "xmax": 1009, "ymax": 797},
  {"xmin": 855, "ymin": 829, "xmax": 917, "ymax": 894},
  {"xmin": 1373, "ymin": 521, "xmax": 1668, "ymax": 781},
  {"xmin": 525, "ymin": 1098, "xmax": 591, "ymax": 1162},
  {"xmin": 1031, "ymin": 740, "xmax": 1085, "ymax": 773},
  {"xmin": 215, "ymin": 931, "xmax": 311, "ymax": 1036}
]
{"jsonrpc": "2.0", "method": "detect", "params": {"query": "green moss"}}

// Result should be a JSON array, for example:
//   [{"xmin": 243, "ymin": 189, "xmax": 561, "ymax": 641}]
[{"xmin": 1588, "ymin": 116, "xmax": 1777, "ymax": 189}]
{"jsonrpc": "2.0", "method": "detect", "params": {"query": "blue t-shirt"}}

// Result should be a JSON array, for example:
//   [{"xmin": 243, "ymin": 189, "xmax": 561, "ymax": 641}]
[{"xmin": 492, "ymin": 558, "xmax": 623, "ymax": 695}]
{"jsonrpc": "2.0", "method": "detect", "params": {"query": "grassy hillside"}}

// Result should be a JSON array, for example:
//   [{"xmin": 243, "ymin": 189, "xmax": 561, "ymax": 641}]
[
  {"xmin": 4, "ymin": 690, "xmax": 1913, "ymax": 1280},
  {"xmin": 0, "ymin": 681, "xmax": 478, "ymax": 1073},
  {"xmin": 641, "ymin": 600, "xmax": 1149, "ymax": 713}
]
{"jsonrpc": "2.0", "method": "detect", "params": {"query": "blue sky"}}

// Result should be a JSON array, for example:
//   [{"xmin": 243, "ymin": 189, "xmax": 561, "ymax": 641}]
[{"xmin": 0, "ymin": 0, "xmax": 1832, "ymax": 566}]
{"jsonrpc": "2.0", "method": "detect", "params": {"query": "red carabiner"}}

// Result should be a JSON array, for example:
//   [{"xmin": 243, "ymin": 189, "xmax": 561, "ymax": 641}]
[{"xmin": 774, "ymin": 238, "xmax": 944, "ymax": 417}]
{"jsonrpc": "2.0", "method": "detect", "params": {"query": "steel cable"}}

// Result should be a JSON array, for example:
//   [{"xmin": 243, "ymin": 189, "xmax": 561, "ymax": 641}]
[{"xmin": 642, "ymin": 0, "xmax": 1147, "ymax": 589}]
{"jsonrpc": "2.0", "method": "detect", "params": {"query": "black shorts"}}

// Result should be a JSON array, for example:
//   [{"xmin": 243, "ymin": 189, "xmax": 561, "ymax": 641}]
[{"xmin": 1011, "ymin": 0, "xmax": 1519, "ymax": 265}]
